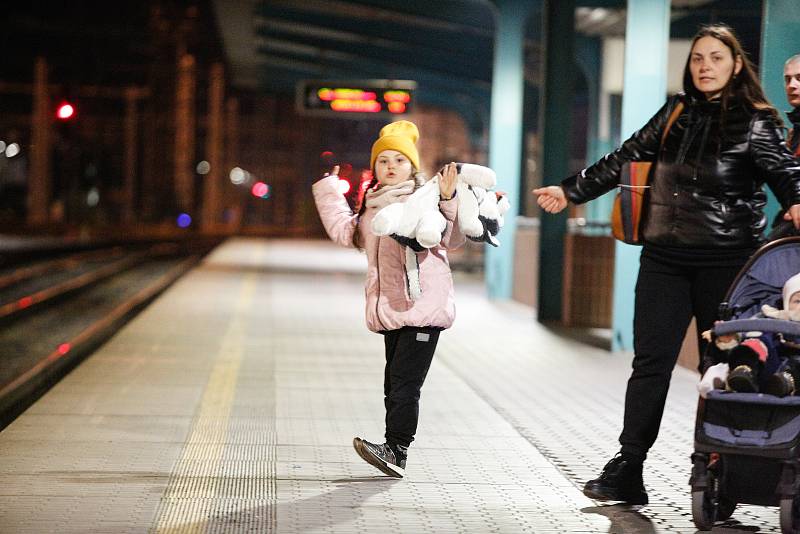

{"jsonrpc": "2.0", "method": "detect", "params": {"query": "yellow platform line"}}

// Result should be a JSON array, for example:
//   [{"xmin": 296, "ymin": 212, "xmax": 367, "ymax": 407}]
[{"xmin": 152, "ymin": 271, "xmax": 258, "ymax": 533}]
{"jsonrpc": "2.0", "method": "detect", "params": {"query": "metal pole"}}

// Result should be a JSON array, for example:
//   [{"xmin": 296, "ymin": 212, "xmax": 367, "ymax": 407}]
[
  {"xmin": 612, "ymin": 0, "xmax": 671, "ymax": 351},
  {"xmin": 123, "ymin": 87, "xmax": 139, "ymax": 223},
  {"xmin": 203, "ymin": 62, "xmax": 224, "ymax": 231},
  {"xmin": 28, "ymin": 57, "xmax": 51, "ymax": 225},
  {"xmin": 225, "ymin": 97, "xmax": 240, "ymax": 232},
  {"xmin": 174, "ymin": 54, "xmax": 196, "ymax": 214},
  {"xmin": 486, "ymin": 0, "xmax": 535, "ymax": 299},
  {"xmin": 537, "ymin": 0, "xmax": 574, "ymax": 319}
]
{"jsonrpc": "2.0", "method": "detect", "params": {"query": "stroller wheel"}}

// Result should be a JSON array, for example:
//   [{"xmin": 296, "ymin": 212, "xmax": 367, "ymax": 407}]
[
  {"xmin": 692, "ymin": 489, "xmax": 717, "ymax": 531},
  {"xmin": 691, "ymin": 475, "xmax": 736, "ymax": 529},
  {"xmin": 717, "ymin": 495, "xmax": 736, "ymax": 521},
  {"xmin": 691, "ymin": 453, "xmax": 736, "ymax": 530},
  {"xmin": 692, "ymin": 455, "xmax": 731, "ymax": 531},
  {"xmin": 780, "ymin": 495, "xmax": 800, "ymax": 534}
]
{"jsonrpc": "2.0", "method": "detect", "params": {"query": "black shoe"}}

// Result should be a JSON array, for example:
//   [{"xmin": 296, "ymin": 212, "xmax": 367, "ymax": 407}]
[
  {"xmin": 764, "ymin": 371, "xmax": 796, "ymax": 397},
  {"xmin": 726, "ymin": 365, "xmax": 758, "ymax": 393},
  {"xmin": 353, "ymin": 437, "xmax": 406, "ymax": 478},
  {"xmin": 583, "ymin": 454, "xmax": 649, "ymax": 505}
]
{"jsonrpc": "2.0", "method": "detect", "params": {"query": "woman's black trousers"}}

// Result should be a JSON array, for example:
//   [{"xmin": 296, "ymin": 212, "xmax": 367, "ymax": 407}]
[{"xmin": 619, "ymin": 253, "xmax": 745, "ymax": 461}]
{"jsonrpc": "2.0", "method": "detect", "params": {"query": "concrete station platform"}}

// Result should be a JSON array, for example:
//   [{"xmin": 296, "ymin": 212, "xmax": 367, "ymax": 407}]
[{"xmin": 0, "ymin": 238, "xmax": 785, "ymax": 533}]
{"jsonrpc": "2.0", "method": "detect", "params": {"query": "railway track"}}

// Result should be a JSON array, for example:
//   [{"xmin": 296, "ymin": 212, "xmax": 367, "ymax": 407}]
[{"xmin": 0, "ymin": 237, "xmax": 221, "ymax": 429}]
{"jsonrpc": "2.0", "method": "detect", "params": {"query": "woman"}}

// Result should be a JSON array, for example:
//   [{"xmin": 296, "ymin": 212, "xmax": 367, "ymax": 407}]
[{"xmin": 534, "ymin": 25, "xmax": 800, "ymax": 505}]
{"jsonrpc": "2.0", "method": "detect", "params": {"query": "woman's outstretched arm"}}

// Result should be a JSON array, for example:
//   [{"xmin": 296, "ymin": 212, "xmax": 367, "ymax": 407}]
[{"xmin": 559, "ymin": 94, "xmax": 682, "ymax": 205}]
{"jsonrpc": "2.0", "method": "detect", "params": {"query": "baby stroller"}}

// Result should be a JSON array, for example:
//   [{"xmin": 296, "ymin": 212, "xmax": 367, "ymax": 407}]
[{"xmin": 692, "ymin": 236, "xmax": 800, "ymax": 533}]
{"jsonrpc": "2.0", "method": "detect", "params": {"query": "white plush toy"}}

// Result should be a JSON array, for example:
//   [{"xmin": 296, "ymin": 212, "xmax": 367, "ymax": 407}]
[
  {"xmin": 371, "ymin": 163, "xmax": 510, "ymax": 250},
  {"xmin": 452, "ymin": 163, "xmax": 510, "ymax": 247},
  {"xmin": 371, "ymin": 176, "xmax": 447, "ymax": 250}
]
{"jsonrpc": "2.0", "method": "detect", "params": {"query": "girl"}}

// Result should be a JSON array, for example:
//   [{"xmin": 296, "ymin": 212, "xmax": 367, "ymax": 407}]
[
  {"xmin": 534, "ymin": 25, "xmax": 800, "ymax": 505},
  {"xmin": 312, "ymin": 120, "xmax": 463, "ymax": 478}
]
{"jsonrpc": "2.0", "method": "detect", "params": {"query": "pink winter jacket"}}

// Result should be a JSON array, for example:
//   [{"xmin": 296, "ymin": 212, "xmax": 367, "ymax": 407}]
[{"xmin": 312, "ymin": 175, "xmax": 465, "ymax": 333}]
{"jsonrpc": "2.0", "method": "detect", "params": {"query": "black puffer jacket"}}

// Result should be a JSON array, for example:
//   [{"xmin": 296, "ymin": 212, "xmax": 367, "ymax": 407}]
[
  {"xmin": 788, "ymin": 107, "xmax": 800, "ymax": 153},
  {"xmin": 562, "ymin": 93, "xmax": 800, "ymax": 249}
]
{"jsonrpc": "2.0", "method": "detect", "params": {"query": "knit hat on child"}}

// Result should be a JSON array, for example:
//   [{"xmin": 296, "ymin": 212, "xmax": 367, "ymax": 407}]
[
  {"xmin": 370, "ymin": 120, "xmax": 420, "ymax": 171},
  {"xmin": 784, "ymin": 272, "xmax": 800, "ymax": 308}
]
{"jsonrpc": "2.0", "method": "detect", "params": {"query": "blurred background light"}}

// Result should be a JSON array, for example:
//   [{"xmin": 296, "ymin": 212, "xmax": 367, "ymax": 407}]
[
  {"xmin": 196, "ymin": 160, "xmax": 210, "ymax": 175},
  {"xmin": 230, "ymin": 166, "xmax": 247, "ymax": 184},
  {"xmin": 360, "ymin": 170, "xmax": 373, "ymax": 191},
  {"xmin": 5, "ymin": 143, "xmax": 20, "ymax": 158},
  {"xmin": 251, "ymin": 181, "xmax": 268, "ymax": 198},
  {"xmin": 56, "ymin": 102, "xmax": 75, "ymax": 120},
  {"xmin": 87, "ymin": 187, "xmax": 100, "ymax": 207},
  {"xmin": 338, "ymin": 163, "xmax": 353, "ymax": 178}
]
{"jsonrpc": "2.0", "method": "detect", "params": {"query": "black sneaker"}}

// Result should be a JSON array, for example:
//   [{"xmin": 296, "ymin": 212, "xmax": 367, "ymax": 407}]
[
  {"xmin": 764, "ymin": 371, "xmax": 796, "ymax": 397},
  {"xmin": 353, "ymin": 437, "xmax": 406, "ymax": 478},
  {"xmin": 583, "ymin": 453, "xmax": 648, "ymax": 505},
  {"xmin": 726, "ymin": 365, "xmax": 758, "ymax": 393}
]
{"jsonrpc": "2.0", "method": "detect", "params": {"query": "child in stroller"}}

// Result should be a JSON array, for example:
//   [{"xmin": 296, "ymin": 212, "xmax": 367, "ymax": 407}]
[
  {"xmin": 701, "ymin": 272, "xmax": 800, "ymax": 397},
  {"xmin": 691, "ymin": 237, "xmax": 800, "ymax": 533}
]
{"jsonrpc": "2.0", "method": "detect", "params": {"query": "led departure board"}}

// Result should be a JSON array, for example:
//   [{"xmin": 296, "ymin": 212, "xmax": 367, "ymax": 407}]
[{"xmin": 297, "ymin": 80, "xmax": 416, "ymax": 117}]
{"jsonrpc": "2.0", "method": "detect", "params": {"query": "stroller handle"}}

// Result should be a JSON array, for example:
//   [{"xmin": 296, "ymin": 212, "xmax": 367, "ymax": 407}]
[{"xmin": 713, "ymin": 318, "xmax": 800, "ymax": 337}]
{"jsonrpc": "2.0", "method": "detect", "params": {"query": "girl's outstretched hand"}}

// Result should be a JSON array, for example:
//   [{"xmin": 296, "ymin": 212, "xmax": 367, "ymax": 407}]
[
  {"xmin": 438, "ymin": 162, "xmax": 457, "ymax": 200},
  {"xmin": 532, "ymin": 185, "xmax": 568, "ymax": 214},
  {"xmin": 324, "ymin": 165, "xmax": 340, "ymax": 177}
]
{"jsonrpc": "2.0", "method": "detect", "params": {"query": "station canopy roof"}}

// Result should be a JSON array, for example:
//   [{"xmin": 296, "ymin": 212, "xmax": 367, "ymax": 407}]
[
  {"xmin": 212, "ymin": 0, "xmax": 761, "ymax": 132},
  {"xmin": 2, "ymin": 0, "xmax": 763, "ymax": 131}
]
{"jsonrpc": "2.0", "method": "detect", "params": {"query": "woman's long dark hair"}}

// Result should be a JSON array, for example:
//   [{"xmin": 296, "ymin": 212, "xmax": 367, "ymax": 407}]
[{"xmin": 682, "ymin": 24, "xmax": 781, "ymax": 125}]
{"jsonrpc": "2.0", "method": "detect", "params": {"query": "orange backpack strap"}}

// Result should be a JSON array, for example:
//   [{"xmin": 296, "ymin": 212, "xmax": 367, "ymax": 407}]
[
  {"xmin": 661, "ymin": 101, "xmax": 684, "ymax": 147},
  {"xmin": 611, "ymin": 100, "xmax": 684, "ymax": 244}
]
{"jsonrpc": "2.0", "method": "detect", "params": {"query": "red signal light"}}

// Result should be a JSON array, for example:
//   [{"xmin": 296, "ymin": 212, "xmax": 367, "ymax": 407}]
[
  {"xmin": 251, "ymin": 182, "xmax": 269, "ymax": 198},
  {"xmin": 56, "ymin": 102, "xmax": 75, "ymax": 120}
]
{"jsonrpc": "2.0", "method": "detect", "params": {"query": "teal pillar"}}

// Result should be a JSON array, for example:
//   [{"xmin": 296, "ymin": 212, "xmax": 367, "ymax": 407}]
[
  {"xmin": 486, "ymin": 0, "xmax": 537, "ymax": 298},
  {"xmin": 612, "ymin": 0, "xmax": 671, "ymax": 351},
  {"xmin": 586, "ymin": 40, "xmax": 616, "ymax": 231},
  {"xmin": 587, "ymin": 98, "xmax": 616, "ymax": 223},
  {"xmin": 761, "ymin": 0, "xmax": 800, "ymax": 224},
  {"xmin": 575, "ymin": 36, "xmax": 606, "ymax": 224},
  {"xmin": 537, "ymin": 0, "xmax": 575, "ymax": 320}
]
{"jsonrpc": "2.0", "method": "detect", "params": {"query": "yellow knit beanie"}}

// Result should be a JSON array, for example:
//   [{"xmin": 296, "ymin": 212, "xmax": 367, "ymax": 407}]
[{"xmin": 370, "ymin": 120, "xmax": 420, "ymax": 170}]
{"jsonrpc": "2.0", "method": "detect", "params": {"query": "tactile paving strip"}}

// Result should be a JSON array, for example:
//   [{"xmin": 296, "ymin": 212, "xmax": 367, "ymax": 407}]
[{"xmin": 151, "ymin": 269, "xmax": 279, "ymax": 533}]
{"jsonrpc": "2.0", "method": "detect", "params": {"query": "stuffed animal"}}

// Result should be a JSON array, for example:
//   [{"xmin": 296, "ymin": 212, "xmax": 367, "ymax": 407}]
[
  {"xmin": 371, "ymin": 163, "xmax": 510, "ymax": 250},
  {"xmin": 371, "ymin": 176, "xmax": 447, "ymax": 251}
]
